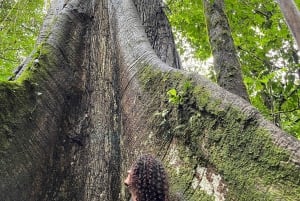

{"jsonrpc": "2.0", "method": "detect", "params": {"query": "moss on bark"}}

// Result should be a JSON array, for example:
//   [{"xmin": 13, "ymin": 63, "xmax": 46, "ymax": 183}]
[
  {"xmin": 0, "ymin": 43, "xmax": 59, "ymax": 149},
  {"xmin": 138, "ymin": 66, "xmax": 300, "ymax": 200},
  {"xmin": 0, "ymin": 81, "xmax": 36, "ymax": 151}
]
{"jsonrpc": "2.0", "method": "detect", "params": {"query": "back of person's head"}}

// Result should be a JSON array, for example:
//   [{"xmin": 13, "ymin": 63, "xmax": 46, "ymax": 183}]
[{"xmin": 130, "ymin": 154, "xmax": 169, "ymax": 201}]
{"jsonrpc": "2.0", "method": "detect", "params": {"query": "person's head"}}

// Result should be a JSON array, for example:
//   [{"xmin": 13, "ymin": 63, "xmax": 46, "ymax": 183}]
[{"xmin": 124, "ymin": 154, "xmax": 169, "ymax": 201}]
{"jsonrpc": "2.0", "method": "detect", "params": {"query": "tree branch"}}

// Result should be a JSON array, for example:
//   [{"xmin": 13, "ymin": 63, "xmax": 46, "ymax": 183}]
[{"xmin": 277, "ymin": 0, "xmax": 300, "ymax": 49}]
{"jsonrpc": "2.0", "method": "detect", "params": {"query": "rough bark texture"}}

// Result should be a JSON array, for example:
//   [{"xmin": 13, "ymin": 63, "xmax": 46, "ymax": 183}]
[
  {"xmin": 132, "ymin": 0, "xmax": 181, "ymax": 69},
  {"xmin": 277, "ymin": 0, "xmax": 300, "ymax": 49},
  {"xmin": 203, "ymin": 0, "xmax": 250, "ymax": 102},
  {"xmin": 0, "ymin": 0, "xmax": 300, "ymax": 201},
  {"xmin": 1, "ymin": 0, "xmax": 122, "ymax": 200}
]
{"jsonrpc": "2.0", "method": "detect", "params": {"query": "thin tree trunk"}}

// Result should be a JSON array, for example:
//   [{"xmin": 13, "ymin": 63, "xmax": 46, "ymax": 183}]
[
  {"xmin": 0, "ymin": 0, "xmax": 299, "ymax": 201},
  {"xmin": 277, "ymin": 0, "xmax": 300, "ymax": 49},
  {"xmin": 203, "ymin": 0, "xmax": 250, "ymax": 102}
]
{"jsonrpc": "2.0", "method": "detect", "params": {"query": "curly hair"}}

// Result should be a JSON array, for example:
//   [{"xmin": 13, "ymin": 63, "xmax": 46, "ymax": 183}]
[{"xmin": 130, "ymin": 154, "xmax": 170, "ymax": 201}]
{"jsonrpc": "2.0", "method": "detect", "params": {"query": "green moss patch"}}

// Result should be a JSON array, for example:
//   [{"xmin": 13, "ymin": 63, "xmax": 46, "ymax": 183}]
[
  {"xmin": 138, "ymin": 66, "xmax": 300, "ymax": 200},
  {"xmin": 0, "ymin": 80, "xmax": 37, "ymax": 153}
]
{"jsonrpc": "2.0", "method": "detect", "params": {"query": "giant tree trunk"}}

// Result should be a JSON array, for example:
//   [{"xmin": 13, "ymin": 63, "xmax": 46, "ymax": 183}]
[{"xmin": 0, "ymin": 0, "xmax": 299, "ymax": 201}]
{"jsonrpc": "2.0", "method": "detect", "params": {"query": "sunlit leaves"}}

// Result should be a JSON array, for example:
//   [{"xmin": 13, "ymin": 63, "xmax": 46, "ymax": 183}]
[
  {"xmin": 166, "ymin": 0, "xmax": 211, "ymax": 59},
  {"xmin": 166, "ymin": 0, "xmax": 300, "ymax": 138},
  {"xmin": 0, "ymin": 0, "xmax": 45, "ymax": 80}
]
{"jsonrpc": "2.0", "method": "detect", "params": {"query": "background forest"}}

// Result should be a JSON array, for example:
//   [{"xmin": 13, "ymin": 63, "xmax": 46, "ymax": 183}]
[{"xmin": 1, "ymin": 0, "xmax": 300, "ymax": 138}]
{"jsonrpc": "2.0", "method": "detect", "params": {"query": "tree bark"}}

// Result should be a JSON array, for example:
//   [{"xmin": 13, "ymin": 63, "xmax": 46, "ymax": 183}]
[
  {"xmin": 132, "ymin": 0, "xmax": 181, "ymax": 69},
  {"xmin": 0, "ymin": 0, "xmax": 299, "ymax": 201},
  {"xmin": 277, "ymin": 0, "xmax": 300, "ymax": 49},
  {"xmin": 1, "ymin": 0, "xmax": 121, "ymax": 200},
  {"xmin": 203, "ymin": 0, "xmax": 250, "ymax": 102}
]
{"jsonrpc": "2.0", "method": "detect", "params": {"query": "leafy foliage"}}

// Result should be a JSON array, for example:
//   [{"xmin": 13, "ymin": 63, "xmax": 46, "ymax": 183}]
[
  {"xmin": 295, "ymin": 0, "xmax": 300, "ymax": 9},
  {"xmin": 167, "ymin": 81, "xmax": 192, "ymax": 105},
  {"xmin": 166, "ymin": 0, "xmax": 300, "ymax": 139},
  {"xmin": 0, "ymin": 0, "xmax": 45, "ymax": 81},
  {"xmin": 167, "ymin": 88, "xmax": 181, "ymax": 104},
  {"xmin": 166, "ymin": 0, "xmax": 211, "ymax": 59}
]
